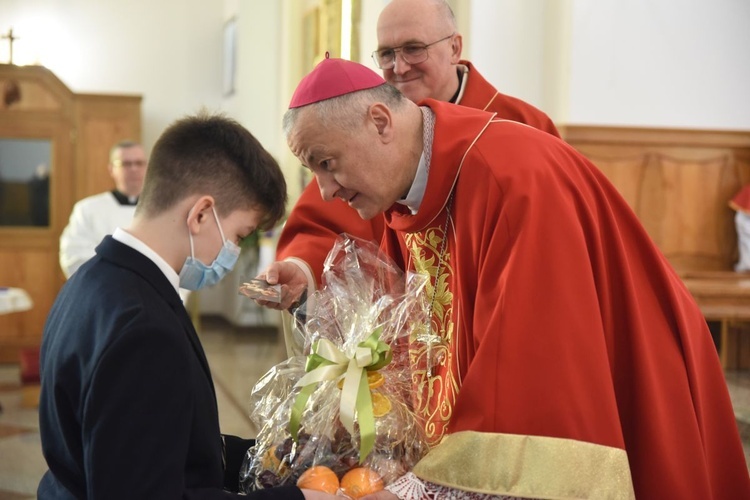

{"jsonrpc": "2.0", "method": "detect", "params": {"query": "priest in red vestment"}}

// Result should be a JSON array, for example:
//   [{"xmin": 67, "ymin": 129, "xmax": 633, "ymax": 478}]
[
  {"xmin": 275, "ymin": 0, "xmax": 558, "ymax": 296},
  {"xmin": 259, "ymin": 56, "xmax": 750, "ymax": 499}
]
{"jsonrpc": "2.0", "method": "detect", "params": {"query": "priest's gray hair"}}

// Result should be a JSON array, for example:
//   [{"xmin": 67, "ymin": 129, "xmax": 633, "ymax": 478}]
[{"xmin": 283, "ymin": 83, "xmax": 408, "ymax": 138}]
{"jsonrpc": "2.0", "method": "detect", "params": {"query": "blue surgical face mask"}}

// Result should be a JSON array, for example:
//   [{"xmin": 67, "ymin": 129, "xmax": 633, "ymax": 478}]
[{"xmin": 179, "ymin": 206, "xmax": 241, "ymax": 290}]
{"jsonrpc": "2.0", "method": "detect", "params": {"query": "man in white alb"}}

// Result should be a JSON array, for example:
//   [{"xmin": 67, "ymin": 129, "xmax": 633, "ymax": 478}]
[{"xmin": 59, "ymin": 140, "xmax": 147, "ymax": 278}]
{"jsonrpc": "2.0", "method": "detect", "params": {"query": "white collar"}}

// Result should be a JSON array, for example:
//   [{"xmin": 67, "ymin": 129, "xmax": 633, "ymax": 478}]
[
  {"xmin": 399, "ymin": 152, "xmax": 429, "ymax": 215},
  {"xmin": 454, "ymin": 64, "xmax": 469, "ymax": 105},
  {"xmin": 397, "ymin": 106, "xmax": 435, "ymax": 214}
]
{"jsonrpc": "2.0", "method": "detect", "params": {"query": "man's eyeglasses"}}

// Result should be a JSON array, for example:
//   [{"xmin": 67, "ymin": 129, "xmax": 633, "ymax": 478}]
[
  {"xmin": 112, "ymin": 160, "xmax": 147, "ymax": 168},
  {"xmin": 371, "ymin": 33, "xmax": 454, "ymax": 70}
]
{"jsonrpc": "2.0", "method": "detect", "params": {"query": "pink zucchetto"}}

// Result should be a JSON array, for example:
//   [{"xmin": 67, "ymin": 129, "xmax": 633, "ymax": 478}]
[{"xmin": 289, "ymin": 52, "xmax": 386, "ymax": 109}]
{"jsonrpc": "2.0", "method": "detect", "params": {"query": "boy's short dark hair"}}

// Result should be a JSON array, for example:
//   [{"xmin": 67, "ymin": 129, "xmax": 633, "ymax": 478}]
[{"xmin": 137, "ymin": 112, "xmax": 287, "ymax": 230}]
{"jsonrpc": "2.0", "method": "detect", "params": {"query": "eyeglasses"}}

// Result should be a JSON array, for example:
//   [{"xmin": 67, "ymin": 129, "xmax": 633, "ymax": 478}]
[
  {"xmin": 112, "ymin": 160, "xmax": 147, "ymax": 168},
  {"xmin": 371, "ymin": 33, "xmax": 454, "ymax": 70}
]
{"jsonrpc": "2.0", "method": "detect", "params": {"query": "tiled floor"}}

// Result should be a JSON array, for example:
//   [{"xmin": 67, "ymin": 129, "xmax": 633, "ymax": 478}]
[{"xmin": 1, "ymin": 315, "xmax": 749, "ymax": 498}]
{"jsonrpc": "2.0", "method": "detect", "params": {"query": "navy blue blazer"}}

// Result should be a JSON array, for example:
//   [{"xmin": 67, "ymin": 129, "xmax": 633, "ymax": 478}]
[{"xmin": 38, "ymin": 236, "xmax": 302, "ymax": 499}]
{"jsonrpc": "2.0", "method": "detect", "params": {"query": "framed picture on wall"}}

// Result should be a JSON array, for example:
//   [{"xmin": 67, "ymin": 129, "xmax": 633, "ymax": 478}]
[{"xmin": 223, "ymin": 17, "xmax": 237, "ymax": 97}]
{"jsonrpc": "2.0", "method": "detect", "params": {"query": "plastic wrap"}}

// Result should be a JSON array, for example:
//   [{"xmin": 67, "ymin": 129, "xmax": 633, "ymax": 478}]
[{"xmin": 240, "ymin": 234, "xmax": 429, "ymax": 497}]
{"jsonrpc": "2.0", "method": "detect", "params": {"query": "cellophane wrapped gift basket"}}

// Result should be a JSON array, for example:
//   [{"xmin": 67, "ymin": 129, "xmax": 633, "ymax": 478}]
[{"xmin": 239, "ymin": 235, "xmax": 429, "ymax": 498}]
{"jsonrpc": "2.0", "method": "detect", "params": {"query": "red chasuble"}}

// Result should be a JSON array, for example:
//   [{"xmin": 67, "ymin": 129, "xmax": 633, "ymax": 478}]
[
  {"xmin": 276, "ymin": 61, "xmax": 560, "ymax": 284},
  {"xmin": 380, "ymin": 99, "xmax": 750, "ymax": 499},
  {"xmin": 458, "ymin": 60, "xmax": 559, "ymax": 138}
]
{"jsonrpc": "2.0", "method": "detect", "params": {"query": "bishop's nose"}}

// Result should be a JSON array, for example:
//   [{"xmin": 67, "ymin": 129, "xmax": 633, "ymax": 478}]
[{"xmin": 316, "ymin": 173, "xmax": 341, "ymax": 202}]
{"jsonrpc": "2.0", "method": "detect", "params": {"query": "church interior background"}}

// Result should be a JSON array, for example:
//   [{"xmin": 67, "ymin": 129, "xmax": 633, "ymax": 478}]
[{"xmin": 1, "ymin": 0, "xmax": 749, "ymax": 497}]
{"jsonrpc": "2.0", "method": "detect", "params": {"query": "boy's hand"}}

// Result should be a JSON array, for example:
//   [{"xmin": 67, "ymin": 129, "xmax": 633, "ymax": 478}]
[{"xmin": 300, "ymin": 489, "xmax": 341, "ymax": 500}]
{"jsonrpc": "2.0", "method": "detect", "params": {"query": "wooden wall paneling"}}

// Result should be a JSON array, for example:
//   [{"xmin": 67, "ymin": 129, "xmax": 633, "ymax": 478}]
[
  {"xmin": 736, "ymin": 153, "xmax": 750, "ymax": 187},
  {"xmin": 655, "ymin": 153, "xmax": 733, "ymax": 271},
  {"xmin": 572, "ymin": 146, "xmax": 649, "ymax": 212},
  {"xmin": 563, "ymin": 126, "xmax": 750, "ymax": 273},
  {"xmin": 562, "ymin": 126, "xmax": 750, "ymax": 150},
  {"xmin": 73, "ymin": 94, "xmax": 142, "ymax": 202},
  {"xmin": 634, "ymin": 153, "xmax": 667, "ymax": 247}
]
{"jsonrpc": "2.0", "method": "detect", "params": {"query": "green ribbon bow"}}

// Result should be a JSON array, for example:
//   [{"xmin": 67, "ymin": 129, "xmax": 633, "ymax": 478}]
[{"xmin": 289, "ymin": 327, "xmax": 392, "ymax": 463}]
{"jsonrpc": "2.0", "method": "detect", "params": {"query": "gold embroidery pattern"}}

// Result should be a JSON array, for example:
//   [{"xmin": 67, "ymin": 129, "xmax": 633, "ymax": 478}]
[{"xmin": 405, "ymin": 225, "xmax": 458, "ymax": 447}]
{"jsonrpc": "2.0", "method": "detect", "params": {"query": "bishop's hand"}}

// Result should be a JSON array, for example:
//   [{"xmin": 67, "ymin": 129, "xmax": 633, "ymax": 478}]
[{"xmin": 255, "ymin": 260, "xmax": 309, "ymax": 311}]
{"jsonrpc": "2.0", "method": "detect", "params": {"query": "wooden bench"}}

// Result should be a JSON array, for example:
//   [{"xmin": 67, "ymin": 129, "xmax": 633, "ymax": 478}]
[{"xmin": 681, "ymin": 273, "xmax": 750, "ymax": 369}]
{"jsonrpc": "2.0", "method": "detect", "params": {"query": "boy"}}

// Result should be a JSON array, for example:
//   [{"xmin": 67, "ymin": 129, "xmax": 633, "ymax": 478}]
[{"xmin": 38, "ymin": 113, "xmax": 322, "ymax": 499}]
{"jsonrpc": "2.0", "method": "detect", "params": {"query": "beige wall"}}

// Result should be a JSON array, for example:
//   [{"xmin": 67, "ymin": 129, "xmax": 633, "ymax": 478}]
[
  {"xmin": 3, "ymin": 0, "xmax": 747, "ymax": 155},
  {"xmin": 466, "ymin": 0, "xmax": 750, "ymax": 129}
]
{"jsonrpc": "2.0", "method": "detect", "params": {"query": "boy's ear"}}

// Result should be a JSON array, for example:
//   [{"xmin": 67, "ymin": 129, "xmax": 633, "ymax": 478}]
[
  {"xmin": 186, "ymin": 195, "xmax": 215, "ymax": 234},
  {"xmin": 369, "ymin": 103, "xmax": 394, "ymax": 144}
]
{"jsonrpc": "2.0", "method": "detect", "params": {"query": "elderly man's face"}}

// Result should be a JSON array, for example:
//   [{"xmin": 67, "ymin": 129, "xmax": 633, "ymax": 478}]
[
  {"xmin": 376, "ymin": 0, "xmax": 460, "ymax": 103},
  {"xmin": 287, "ymin": 107, "xmax": 409, "ymax": 221}
]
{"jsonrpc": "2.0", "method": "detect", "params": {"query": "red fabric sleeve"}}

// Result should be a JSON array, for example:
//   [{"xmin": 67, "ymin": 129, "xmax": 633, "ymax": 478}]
[{"xmin": 276, "ymin": 178, "xmax": 385, "ymax": 284}]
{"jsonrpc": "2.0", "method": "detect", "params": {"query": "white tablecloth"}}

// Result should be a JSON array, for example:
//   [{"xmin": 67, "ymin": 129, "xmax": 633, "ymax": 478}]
[{"xmin": 0, "ymin": 287, "xmax": 33, "ymax": 315}]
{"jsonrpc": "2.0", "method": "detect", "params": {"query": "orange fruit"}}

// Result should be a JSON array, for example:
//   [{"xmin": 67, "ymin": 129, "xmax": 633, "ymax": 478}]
[
  {"xmin": 366, "ymin": 371, "xmax": 385, "ymax": 389},
  {"xmin": 297, "ymin": 465, "xmax": 340, "ymax": 494},
  {"xmin": 340, "ymin": 466, "xmax": 384, "ymax": 499},
  {"xmin": 337, "ymin": 371, "xmax": 385, "ymax": 390},
  {"xmin": 370, "ymin": 392, "xmax": 392, "ymax": 417}
]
